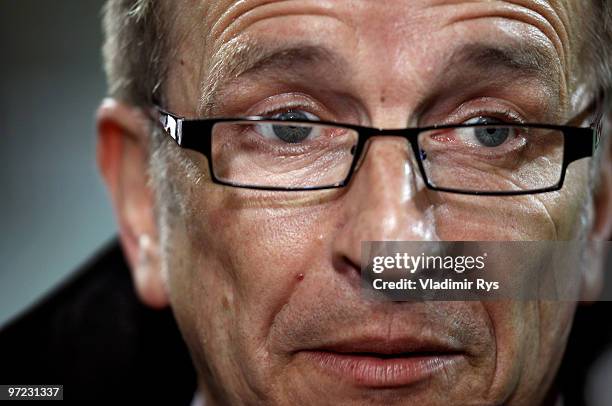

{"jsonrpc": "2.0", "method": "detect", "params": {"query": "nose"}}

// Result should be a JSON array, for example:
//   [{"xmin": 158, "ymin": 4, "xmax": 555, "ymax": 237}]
[{"xmin": 331, "ymin": 135, "xmax": 439, "ymax": 275}]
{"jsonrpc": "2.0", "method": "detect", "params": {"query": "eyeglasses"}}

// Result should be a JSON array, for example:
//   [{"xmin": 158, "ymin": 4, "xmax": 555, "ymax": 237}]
[{"xmin": 153, "ymin": 107, "xmax": 600, "ymax": 196}]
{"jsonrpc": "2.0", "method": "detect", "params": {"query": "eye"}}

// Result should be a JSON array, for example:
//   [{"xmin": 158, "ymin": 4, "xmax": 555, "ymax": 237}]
[
  {"xmin": 256, "ymin": 110, "xmax": 321, "ymax": 143},
  {"xmin": 461, "ymin": 116, "xmax": 513, "ymax": 147},
  {"xmin": 420, "ymin": 114, "xmax": 529, "ymax": 164}
]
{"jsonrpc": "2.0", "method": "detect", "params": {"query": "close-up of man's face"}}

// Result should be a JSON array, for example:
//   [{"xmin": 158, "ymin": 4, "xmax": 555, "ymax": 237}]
[{"xmin": 95, "ymin": 0, "xmax": 612, "ymax": 404}]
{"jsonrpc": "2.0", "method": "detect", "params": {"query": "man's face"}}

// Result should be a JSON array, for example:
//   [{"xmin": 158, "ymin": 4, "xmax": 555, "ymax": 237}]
[{"xmin": 155, "ymin": 0, "xmax": 591, "ymax": 404}]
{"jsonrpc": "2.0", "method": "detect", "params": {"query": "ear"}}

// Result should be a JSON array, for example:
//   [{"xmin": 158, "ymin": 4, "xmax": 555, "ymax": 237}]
[
  {"xmin": 96, "ymin": 98, "xmax": 168, "ymax": 309},
  {"xmin": 590, "ymin": 138, "xmax": 612, "ymax": 241},
  {"xmin": 581, "ymin": 117, "xmax": 612, "ymax": 301}
]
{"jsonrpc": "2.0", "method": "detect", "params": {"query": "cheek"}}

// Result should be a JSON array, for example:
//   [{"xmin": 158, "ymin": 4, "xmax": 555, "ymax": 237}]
[
  {"xmin": 431, "ymin": 159, "xmax": 591, "ymax": 241},
  {"xmin": 432, "ymin": 191, "xmax": 586, "ymax": 241},
  {"xmin": 202, "ymin": 191, "xmax": 333, "ymax": 306},
  {"xmin": 433, "ymin": 197, "xmax": 556, "ymax": 240},
  {"xmin": 536, "ymin": 301, "xmax": 576, "ymax": 370},
  {"xmin": 167, "ymin": 181, "xmax": 338, "ymax": 386},
  {"xmin": 480, "ymin": 302, "xmax": 538, "ymax": 401},
  {"xmin": 541, "ymin": 159, "xmax": 591, "ymax": 238},
  {"xmin": 483, "ymin": 300, "xmax": 576, "ymax": 403}
]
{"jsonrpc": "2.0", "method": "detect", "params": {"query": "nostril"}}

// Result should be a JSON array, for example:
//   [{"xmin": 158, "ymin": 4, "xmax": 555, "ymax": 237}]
[{"xmin": 331, "ymin": 253, "xmax": 362, "ymax": 287}]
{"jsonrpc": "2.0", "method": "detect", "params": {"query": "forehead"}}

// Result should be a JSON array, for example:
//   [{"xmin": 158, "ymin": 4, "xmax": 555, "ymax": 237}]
[
  {"xmin": 167, "ymin": 0, "xmax": 584, "ymax": 116},
  {"xmin": 191, "ymin": 0, "xmax": 580, "ymax": 56}
]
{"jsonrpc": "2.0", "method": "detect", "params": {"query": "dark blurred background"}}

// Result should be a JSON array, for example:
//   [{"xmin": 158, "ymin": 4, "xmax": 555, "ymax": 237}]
[{"xmin": 0, "ymin": 1, "xmax": 114, "ymax": 326}]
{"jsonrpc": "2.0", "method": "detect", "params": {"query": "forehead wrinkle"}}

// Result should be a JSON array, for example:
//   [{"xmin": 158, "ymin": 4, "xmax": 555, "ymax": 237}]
[
  {"xmin": 434, "ymin": 0, "xmax": 570, "ymax": 64},
  {"xmin": 208, "ymin": 0, "xmax": 289, "ymax": 43},
  {"xmin": 198, "ymin": 38, "xmax": 345, "ymax": 116},
  {"xmin": 207, "ymin": 0, "xmax": 340, "ymax": 46},
  {"xmin": 197, "ymin": 0, "xmax": 351, "ymax": 116},
  {"xmin": 199, "ymin": 37, "xmax": 255, "ymax": 115},
  {"xmin": 435, "ymin": 1, "xmax": 570, "ymax": 93},
  {"xmin": 501, "ymin": 0, "xmax": 571, "ymax": 79},
  {"xmin": 196, "ymin": 0, "xmax": 572, "ymax": 116}
]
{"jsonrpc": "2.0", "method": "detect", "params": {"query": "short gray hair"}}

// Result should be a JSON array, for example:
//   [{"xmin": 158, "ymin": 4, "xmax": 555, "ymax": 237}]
[
  {"xmin": 583, "ymin": 1, "xmax": 612, "ymax": 93},
  {"xmin": 103, "ymin": 0, "xmax": 186, "ymax": 223},
  {"xmin": 102, "ymin": 0, "xmax": 171, "ymax": 107},
  {"xmin": 102, "ymin": 0, "xmax": 612, "ymax": 110}
]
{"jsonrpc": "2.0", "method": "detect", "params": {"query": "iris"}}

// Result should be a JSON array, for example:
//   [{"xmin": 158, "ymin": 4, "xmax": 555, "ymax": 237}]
[
  {"xmin": 470, "ymin": 117, "xmax": 510, "ymax": 147},
  {"xmin": 272, "ymin": 111, "xmax": 312, "ymax": 143},
  {"xmin": 475, "ymin": 126, "xmax": 510, "ymax": 147}
]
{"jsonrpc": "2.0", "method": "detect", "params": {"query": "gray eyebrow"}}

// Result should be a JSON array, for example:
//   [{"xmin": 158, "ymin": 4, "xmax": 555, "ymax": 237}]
[
  {"xmin": 446, "ymin": 42, "xmax": 560, "ymax": 89},
  {"xmin": 199, "ymin": 39, "xmax": 561, "ymax": 116},
  {"xmin": 199, "ymin": 40, "xmax": 346, "ymax": 115}
]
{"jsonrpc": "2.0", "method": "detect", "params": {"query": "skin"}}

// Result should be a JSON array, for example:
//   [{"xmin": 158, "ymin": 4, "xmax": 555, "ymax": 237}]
[{"xmin": 97, "ymin": 0, "xmax": 612, "ymax": 405}]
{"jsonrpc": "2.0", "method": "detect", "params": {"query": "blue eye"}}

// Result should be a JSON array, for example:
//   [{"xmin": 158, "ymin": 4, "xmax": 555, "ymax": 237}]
[
  {"xmin": 465, "ymin": 117, "xmax": 511, "ymax": 147},
  {"xmin": 256, "ymin": 110, "xmax": 321, "ymax": 143},
  {"xmin": 272, "ymin": 111, "xmax": 313, "ymax": 143},
  {"xmin": 475, "ymin": 127, "xmax": 510, "ymax": 147}
]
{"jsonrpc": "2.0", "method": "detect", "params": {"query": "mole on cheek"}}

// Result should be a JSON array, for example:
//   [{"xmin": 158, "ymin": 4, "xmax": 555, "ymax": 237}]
[
  {"xmin": 296, "ymin": 273, "xmax": 304, "ymax": 281},
  {"xmin": 379, "ymin": 89, "xmax": 387, "ymax": 104}
]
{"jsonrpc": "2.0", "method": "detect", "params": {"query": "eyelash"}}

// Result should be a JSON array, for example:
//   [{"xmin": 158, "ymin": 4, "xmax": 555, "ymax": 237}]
[
  {"xmin": 259, "ymin": 107, "xmax": 312, "ymax": 119},
  {"xmin": 253, "ymin": 99, "xmax": 526, "ymax": 126},
  {"xmin": 253, "ymin": 98, "xmax": 324, "ymax": 120},
  {"xmin": 460, "ymin": 110, "xmax": 524, "ymax": 125}
]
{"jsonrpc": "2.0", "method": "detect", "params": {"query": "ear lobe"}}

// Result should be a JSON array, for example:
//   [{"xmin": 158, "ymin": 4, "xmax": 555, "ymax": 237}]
[
  {"xmin": 580, "ymin": 239, "xmax": 606, "ymax": 302},
  {"xmin": 134, "ymin": 234, "xmax": 168, "ymax": 309},
  {"xmin": 96, "ymin": 98, "xmax": 169, "ymax": 309}
]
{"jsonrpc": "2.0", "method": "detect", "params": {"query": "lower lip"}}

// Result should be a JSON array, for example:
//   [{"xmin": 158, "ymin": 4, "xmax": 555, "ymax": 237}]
[{"xmin": 300, "ymin": 350, "xmax": 460, "ymax": 388}]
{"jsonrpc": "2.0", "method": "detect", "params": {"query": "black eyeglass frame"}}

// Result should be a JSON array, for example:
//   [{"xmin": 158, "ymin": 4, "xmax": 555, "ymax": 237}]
[{"xmin": 153, "ymin": 107, "xmax": 601, "ymax": 196}]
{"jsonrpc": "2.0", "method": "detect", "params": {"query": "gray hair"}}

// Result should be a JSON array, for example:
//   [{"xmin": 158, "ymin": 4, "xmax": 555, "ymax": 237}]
[
  {"xmin": 102, "ymin": 0, "xmax": 169, "ymax": 107},
  {"xmin": 103, "ymin": 0, "xmax": 612, "ymax": 109},
  {"xmin": 583, "ymin": 1, "xmax": 612, "ymax": 92}
]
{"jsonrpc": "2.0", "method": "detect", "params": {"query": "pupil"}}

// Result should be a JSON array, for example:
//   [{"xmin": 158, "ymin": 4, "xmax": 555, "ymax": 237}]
[
  {"xmin": 473, "ymin": 121, "xmax": 510, "ymax": 147},
  {"xmin": 272, "ymin": 111, "xmax": 312, "ymax": 143}
]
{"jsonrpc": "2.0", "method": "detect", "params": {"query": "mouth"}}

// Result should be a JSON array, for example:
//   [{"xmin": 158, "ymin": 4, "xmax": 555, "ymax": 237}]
[{"xmin": 297, "ymin": 337, "xmax": 464, "ymax": 388}]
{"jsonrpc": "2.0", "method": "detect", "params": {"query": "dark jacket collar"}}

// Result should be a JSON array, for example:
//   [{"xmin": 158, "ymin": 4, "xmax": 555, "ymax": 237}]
[{"xmin": 0, "ymin": 239, "xmax": 196, "ymax": 403}]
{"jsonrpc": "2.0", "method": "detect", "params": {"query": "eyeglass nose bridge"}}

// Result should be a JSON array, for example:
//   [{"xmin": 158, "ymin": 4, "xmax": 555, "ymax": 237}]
[{"xmin": 349, "ymin": 128, "xmax": 426, "ymax": 182}]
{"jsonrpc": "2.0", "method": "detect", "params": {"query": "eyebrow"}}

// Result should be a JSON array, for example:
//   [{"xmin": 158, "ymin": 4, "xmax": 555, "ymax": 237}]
[
  {"xmin": 199, "ymin": 40, "xmax": 346, "ymax": 115},
  {"xmin": 444, "ymin": 42, "xmax": 560, "ymax": 90},
  {"xmin": 199, "ymin": 39, "xmax": 561, "ymax": 116}
]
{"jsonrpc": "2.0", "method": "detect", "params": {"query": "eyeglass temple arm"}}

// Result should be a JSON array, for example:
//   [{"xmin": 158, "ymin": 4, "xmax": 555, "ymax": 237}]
[
  {"xmin": 152, "ymin": 106, "xmax": 183, "ymax": 145},
  {"xmin": 591, "ymin": 92, "xmax": 606, "ymax": 153},
  {"xmin": 570, "ymin": 92, "xmax": 605, "ymax": 154},
  {"xmin": 152, "ymin": 107, "xmax": 214, "ymax": 157}
]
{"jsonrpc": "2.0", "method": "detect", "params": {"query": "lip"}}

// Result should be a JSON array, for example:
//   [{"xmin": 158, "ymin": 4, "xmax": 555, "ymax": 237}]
[{"xmin": 297, "ymin": 336, "xmax": 464, "ymax": 388}]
